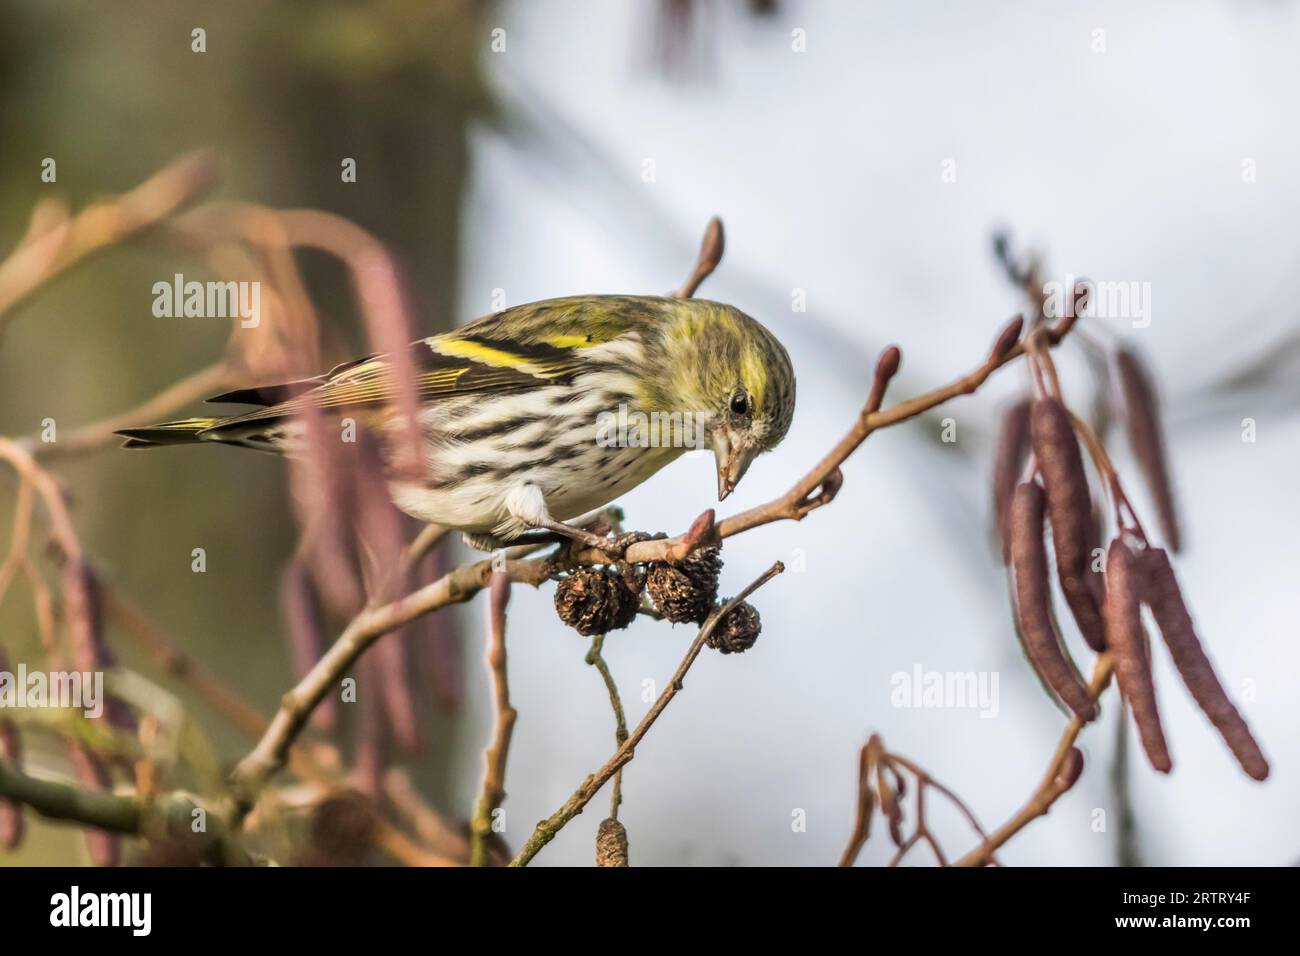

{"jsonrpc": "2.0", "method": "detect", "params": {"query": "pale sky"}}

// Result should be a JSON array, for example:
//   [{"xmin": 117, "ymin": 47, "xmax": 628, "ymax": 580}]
[{"xmin": 451, "ymin": 0, "xmax": 1300, "ymax": 866}]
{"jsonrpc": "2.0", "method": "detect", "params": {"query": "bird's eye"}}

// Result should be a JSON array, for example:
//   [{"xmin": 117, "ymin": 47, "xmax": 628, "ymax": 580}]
[{"xmin": 729, "ymin": 389, "xmax": 750, "ymax": 416}]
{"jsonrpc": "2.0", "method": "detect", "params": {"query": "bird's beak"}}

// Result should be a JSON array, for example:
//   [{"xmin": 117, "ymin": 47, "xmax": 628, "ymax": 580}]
[{"xmin": 712, "ymin": 428, "xmax": 756, "ymax": 501}]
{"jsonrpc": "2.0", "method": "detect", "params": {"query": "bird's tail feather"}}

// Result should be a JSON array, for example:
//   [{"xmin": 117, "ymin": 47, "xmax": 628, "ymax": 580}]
[{"xmin": 116, "ymin": 417, "xmax": 222, "ymax": 448}]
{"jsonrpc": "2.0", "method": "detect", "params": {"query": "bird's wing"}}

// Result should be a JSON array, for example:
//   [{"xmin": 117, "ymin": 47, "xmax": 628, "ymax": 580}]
[{"xmin": 202, "ymin": 302, "xmax": 645, "ymax": 432}]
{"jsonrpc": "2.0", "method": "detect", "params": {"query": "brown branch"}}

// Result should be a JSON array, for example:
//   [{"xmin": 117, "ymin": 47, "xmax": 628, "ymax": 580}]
[
  {"xmin": 585, "ymin": 632, "xmax": 629, "ymax": 820},
  {"xmin": 404, "ymin": 523, "xmax": 450, "ymax": 573},
  {"xmin": 227, "ymin": 550, "xmax": 553, "ymax": 816},
  {"xmin": 228, "ymin": 311, "xmax": 1080, "ymax": 820},
  {"xmin": 571, "ymin": 311, "xmax": 1078, "ymax": 566},
  {"xmin": 671, "ymin": 216, "xmax": 725, "ymax": 299},
  {"xmin": 838, "ymin": 734, "xmax": 883, "ymax": 867},
  {"xmin": 370, "ymin": 816, "xmax": 461, "ymax": 868},
  {"xmin": 469, "ymin": 572, "xmax": 517, "ymax": 866},
  {"xmin": 0, "ymin": 152, "xmax": 220, "ymax": 328},
  {"xmin": 0, "ymin": 758, "xmax": 254, "ymax": 866},
  {"xmin": 954, "ymin": 654, "xmax": 1114, "ymax": 867},
  {"xmin": 26, "ymin": 362, "xmax": 233, "ymax": 461},
  {"xmin": 508, "ymin": 560, "xmax": 785, "ymax": 867},
  {"xmin": 0, "ymin": 438, "xmax": 84, "ymax": 563},
  {"xmin": 101, "ymin": 583, "xmax": 271, "ymax": 740},
  {"xmin": 839, "ymin": 736, "xmax": 998, "ymax": 868},
  {"xmin": 383, "ymin": 768, "xmax": 475, "ymax": 863}
]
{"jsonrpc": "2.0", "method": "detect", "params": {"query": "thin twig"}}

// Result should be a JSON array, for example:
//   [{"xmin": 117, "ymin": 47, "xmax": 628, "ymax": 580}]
[
  {"xmin": 229, "ymin": 312, "xmax": 1082, "ymax": 817},
  {"xmin": 0, "ymin": 152, "xmax": 220, "ymax": 328},
  {"xmin": 227, "ymin": 550, "xmax": 553, "ymax": 816},
  {"xmin": 954, "ymin": 655, "xmax": 1114, "ymax": 867},
  {"xmin": 585, "ymin": 633, "xmax": 629, "ymax": 819},
  {"xmin": 570, "ymin": 310, "xmax": 1080, "ymax": 566},
  {"xmin": 1111, "ymin": 709, "xmax": 1144, "ymax": 867},
  {"xmin": 469, "ymin": 572, "xmax": 516, "ymax": 866},
  {"xmin": 671, "ymin": 216, "xmax": 724, "ymax": 299},
  {"xmin": 887, "ymin": 752, "xmax": 998, "ymax": 862},
  {"xmin": 26, "ymin": 362, "xmax": 232, "ymax": 460},
  {"xmin": 101, "ymin": 583, "xmax": 270, "ymax": 740},
  {"xmin": 508, "ymin": 560, "xmax": 785, "ymax": 867},
  {"xmin": 0, "ymin": 759, "xmax": 254, "ymax": 866},
  {"xmin": 837, "ymin": 734, "xmax": 883, "ymax": 867}
]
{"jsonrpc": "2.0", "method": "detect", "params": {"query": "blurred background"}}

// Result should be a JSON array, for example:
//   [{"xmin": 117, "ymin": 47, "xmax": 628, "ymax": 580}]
[{"xmin": 1, "ymin": 0, "xmax": 1297, "ymax": 866}]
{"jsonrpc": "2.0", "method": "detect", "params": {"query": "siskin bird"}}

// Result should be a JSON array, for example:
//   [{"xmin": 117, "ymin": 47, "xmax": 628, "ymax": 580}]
[{"xmin": 116, "ymin": 295, "xmax": 796, "ymax": 552}]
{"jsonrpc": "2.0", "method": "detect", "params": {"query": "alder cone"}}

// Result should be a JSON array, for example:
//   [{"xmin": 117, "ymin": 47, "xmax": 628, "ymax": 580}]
[
  {"xmin": 646, "ymin": 546, "xmax": 722, "ymax": 624},
  {"xmin": 1008, "ymin": 481, "xmax": 1097, "ymax": 721},
  {"xmin": 596, "ymin": 818, "xmax": 629, "ymax": 867},
  {"xmin": 554, "ymin": 568, "xmax": 641, "ymax": 636},
  {"xmin": 1104, "ymin": 540, "xmax": 1171, "ymax": 773},
  {"xmin": 1140, "ymin": 547, "xmax": 1268, "ymax": 781},
  {"xmin": 1030, "ymin": 398, "xmax": 1106, "ymax": 651},
  {"xmin": 707, "ymin": 601, "xmax": 761, "ymax": 654}
]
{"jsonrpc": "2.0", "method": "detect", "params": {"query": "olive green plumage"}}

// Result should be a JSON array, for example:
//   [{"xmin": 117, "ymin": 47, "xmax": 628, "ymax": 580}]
[{"xmin": 117, "ymin": 295, "xmax": 797, "ymax": 547}]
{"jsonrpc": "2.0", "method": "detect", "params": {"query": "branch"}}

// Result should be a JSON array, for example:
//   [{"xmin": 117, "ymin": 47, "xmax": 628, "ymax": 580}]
[
  {"xmin": 571, "ymin": 311, "xmax": 1072, "ymax": 566},
  {"xmin": 227, "ymin": 550, "xmax": 552, "ymax": 815},
  {"xmin": 0, "ymin": 152, "xmax": 220, "ymax": 328},
  {"xmin": 101, "ymin": 582, "xmax": 271, "ymax": 740},
  {"xmin": 838, "ymin": 735, "xmax": 998, "ymax": 868},
  {"xmin": 0, "ymin": 759, "xmax": 254, "ymax": 866},
  {"xmin": 671, "ymin": 216, "xmax": 724, "ymax": 299},
  {"xmin": 469, "ymin": 572, "xmax": 516, "ymax": 866},
  {"xmin": 586, "ymin": 632, "xmax": 629, "ymax": 820},
  {"xmin": 0, "ymin": 437, "xmax": 85, "ymax": 564},
  {"xmin": 25, "ymin": 361, "xmax": 233, "ymax": 461},
  {"xmin": 838, "ymin": 734, "xmax": 883, "ymax": 866},
  {"xmin": 954, "ymin": 655, "xmax": 1113, "ymax": 867},
  {"xmin": 508, "ymin": 560, "xmax": 785, "ymax": 867},
  {"xmin": 228, "ymin": 311, "xmax": 1077, "ymax": 817}
]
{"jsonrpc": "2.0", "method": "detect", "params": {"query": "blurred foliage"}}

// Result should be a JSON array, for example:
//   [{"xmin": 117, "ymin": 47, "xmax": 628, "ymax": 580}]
[{"xmin": 0, "ymin": 0, "xmax": 493, "ymax": 862}]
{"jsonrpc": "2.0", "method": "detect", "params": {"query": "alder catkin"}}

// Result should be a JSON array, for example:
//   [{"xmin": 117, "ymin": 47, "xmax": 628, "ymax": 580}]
[
  {"xmin": 1104, "ymin": 540, "xmax": 1171, "ymax": 773},
  {"xmin": 1140, "ymin": 548, "xmax": 1268, "ymax": 781},
  {"xmin": 1008, "ymin": 481, "xmax": 1097, "ymax": 721},
  {"xmin": 992, "ymin": 399, "xmax": 1031, "ymax": 563},
  {"xmin": 1117, "ymin": 350, "xmax": 1181, "ymax": 552},
  {"xmin": 1030, "ymin": 398, "xmax": 1106, "ymax": 651},
  {"xmin": 62, "ymin": 559, "xmax": 134, "ymax": 732},
  {"xmin": 280, "ymin": 563, "xmax": 336, "ymax": 731},
  {"xmin": 0, "ymin": 644, "xmax": 23, "ymax": 851},
  {"xmin": 0, "ymin": 722, "xmax": 25, "ymax": 851}
]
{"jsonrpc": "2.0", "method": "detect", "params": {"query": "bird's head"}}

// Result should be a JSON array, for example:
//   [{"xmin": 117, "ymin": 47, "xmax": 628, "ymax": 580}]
[{"xmin": 655, "ymin": 300, "xmax": 796, "ymax": 501}]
